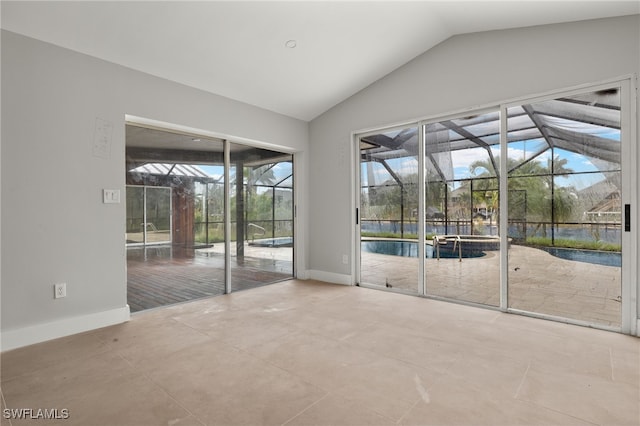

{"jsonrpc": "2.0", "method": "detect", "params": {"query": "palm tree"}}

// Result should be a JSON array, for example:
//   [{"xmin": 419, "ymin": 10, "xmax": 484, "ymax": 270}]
[{"xmin": 469, "ymin": 154, "xmax": 576, "ymax": 242}]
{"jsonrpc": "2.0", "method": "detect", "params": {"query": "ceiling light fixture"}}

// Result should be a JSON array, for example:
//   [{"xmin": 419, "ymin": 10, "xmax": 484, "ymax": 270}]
[{"xmin": 284, "ymin": 40, "xmax": 297, "ymax": 49}]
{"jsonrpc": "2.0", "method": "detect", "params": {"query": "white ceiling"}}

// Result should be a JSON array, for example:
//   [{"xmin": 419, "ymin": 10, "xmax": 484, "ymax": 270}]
[{"xmin": 2, "ymin": 1, "xmax": 638, "ymax": 121}]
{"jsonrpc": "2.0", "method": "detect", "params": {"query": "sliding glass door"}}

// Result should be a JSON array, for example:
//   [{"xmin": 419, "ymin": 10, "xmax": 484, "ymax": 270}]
[
  {"xmin": 356, "ymin": 80, "xmax": 633, "ymax": 331},
  {"xmin": 125, "ymin": 186, "xmax": 171, "ymax": 245},
  {"xmin": 359, "ymin": 126, "xmax": 420, "ymax": 294},
  {"xmin": 506, "ymin": 88, "xmax": 623, "ymax": 328},
  {"xmin": 145, "ymin": 187, "xmax": 172, "ymax": 244},
  {"xmin": 126, "ymin": 186, "xmax": 145, "ymax": 244},
  {"xmin": 125, "ymin": 124, "xmax": 295, "ymax": 312},
  {"xmin": 423, "ymin": 112, "xmax": 501, "ymax": 306},
  {"xmin": 229, "ymin": 143, "xmax": 295, "ymax": 292}
]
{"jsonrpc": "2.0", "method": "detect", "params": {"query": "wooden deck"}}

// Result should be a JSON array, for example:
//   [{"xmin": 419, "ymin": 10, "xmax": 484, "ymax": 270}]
[{"xmin": 127, "ymin": 245, "xmax": 293, "ymax": 312}]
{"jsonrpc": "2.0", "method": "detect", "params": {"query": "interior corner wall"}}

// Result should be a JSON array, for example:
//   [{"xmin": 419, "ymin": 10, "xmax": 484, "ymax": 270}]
[
  {"xmin": 308, "ymin": 15, "xmax": 640, "ymax": 288},
  {"xmin": 0, "ymin": 30, "xmax": 308, "ymax": 350}
]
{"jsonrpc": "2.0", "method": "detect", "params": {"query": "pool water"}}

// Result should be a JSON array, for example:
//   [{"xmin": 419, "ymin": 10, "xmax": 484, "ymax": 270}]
[
  {"xmin": 542, "ymin": 247, "xmax": 621, "ymax": 267},
  {"xmin": 361, "ymin": 240, "xmax": 485, "ymax": 259},
  {"xmin": 249, "ymin": 237, "xmax": 293, "ymax": 247}
]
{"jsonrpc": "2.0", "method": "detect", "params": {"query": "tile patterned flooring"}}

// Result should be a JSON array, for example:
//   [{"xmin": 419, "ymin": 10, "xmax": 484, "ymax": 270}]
[
  {"xmin": 361, "ymin": 244, "xmax": 621, "ymax": 328},
  {"xmin": 1, "ymin": 280, "xmax": 638, "ymax": 425}
]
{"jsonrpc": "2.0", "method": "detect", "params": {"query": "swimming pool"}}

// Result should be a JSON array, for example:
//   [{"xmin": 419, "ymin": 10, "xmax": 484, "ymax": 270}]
[
  {"xmin": 249, "ymin": 237, "xmax": 293, "ymax": 247},
  {"xmin": 361, "ymin": 240, "xmax": 485, "ymax": 259},
  {"xmin": 542, "ymin": 247, "xmax": 621, "ymax": 267}
]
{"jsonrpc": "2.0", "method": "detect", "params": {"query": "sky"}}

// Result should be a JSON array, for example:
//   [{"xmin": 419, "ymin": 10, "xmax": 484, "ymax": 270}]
[
  {"xmin": 363, "ymin": 137, "xmax": 620, "ymax": 192},
  {"xmin": 363, "ymin": 98, "xmax": 621, "ymax": 192}
]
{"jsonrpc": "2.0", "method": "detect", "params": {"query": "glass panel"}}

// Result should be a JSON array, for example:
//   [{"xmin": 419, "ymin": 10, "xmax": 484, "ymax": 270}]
[
  {"xmin": 125, "ymin": 186, "xmax": 144, "ymax": 244},
  {"xmin": 424, "ymin": 111, "xmax": 500, "ymax": 306},
  {"xmin": 193, "ymin": 178, "xmax": 225, "ymax": 246},
  {"xmin": 360, "ymin": 126, "xmax": 419, "ymax": 293},
  {"xmin": 125, "ymin": 125, "xmax": 226, "ymax": 312},
  {"xmin": 229, "ymin": 144, "xmax": 293, "ymax": 292},
  {"xmin": 507, "ymin": 88, "xmax": 622, "ymax": 328},
  {"xmin": 144, "ymin": 187, "xmax": 171, "ymax": 244}
]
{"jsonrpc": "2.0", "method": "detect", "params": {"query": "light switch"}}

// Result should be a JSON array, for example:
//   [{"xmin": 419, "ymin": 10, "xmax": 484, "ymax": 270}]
[{"xmin": 103, "ymin": 189, "xmax": 121, "ymax": 204}]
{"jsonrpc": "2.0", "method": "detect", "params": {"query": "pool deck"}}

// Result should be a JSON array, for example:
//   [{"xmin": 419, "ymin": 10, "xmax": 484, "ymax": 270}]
[
  {"xmin": 361, "ymin": 244, "xmax": 621, "ymax": 328},
  {"xmin": 127, "ymin": 243, "xmax": 293, "ymax": 312},
  {"xmin": 128, "ymin": 239, "xmax": 621, "ymax": 328}
]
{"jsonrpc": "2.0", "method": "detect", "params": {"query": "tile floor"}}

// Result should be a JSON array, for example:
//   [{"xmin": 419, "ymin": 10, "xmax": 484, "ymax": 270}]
[{"xmin": 1, "ymin": 280, "xmax": 638, "ymax": 425}]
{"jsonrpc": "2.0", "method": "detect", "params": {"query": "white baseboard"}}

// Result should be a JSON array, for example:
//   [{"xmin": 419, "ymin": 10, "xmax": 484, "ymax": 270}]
[
  {"xmin": 1, "ymin": 306, "xmax": 130, "ymax": 352},
  {"xmin": 296, "ymin": 270, "xmax": 310, "ymax": 280},
  {"xmin": 307, "ymin": 270, "xmax": 352, "ymax": 285}
]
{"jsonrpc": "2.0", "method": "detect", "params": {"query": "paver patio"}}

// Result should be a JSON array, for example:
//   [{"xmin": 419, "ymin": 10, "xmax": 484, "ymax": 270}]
[{"xmin": 361, "ymin": 243, "xmax": 621, "ymax": 328}]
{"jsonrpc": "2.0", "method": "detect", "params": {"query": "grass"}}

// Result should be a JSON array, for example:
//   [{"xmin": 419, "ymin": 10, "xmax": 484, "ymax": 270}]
[
  {"xmin": 195, "ymin": 229, "xmax": 293, "ymax": 244},
  {"xmin": 524, "ymin": 236, "xmax": 621, "ymax": 252}
]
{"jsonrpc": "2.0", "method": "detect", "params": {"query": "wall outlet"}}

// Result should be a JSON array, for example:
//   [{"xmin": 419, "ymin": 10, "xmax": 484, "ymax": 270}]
[
  {"xmin": 342, "ymin": 254, "xmax": 349, "ymax": 264},
  {"xmin": 54, "ymin": 283, "xmax": 67, "ymax": 299}
]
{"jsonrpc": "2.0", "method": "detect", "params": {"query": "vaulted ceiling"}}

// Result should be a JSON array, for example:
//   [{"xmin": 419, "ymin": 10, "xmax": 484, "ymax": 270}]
[{"xmin": 2, "ymin": 1, "xmax": 638, "ymax": 121}]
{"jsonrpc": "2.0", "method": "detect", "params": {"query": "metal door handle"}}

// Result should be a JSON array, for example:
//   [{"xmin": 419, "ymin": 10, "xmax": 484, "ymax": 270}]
[{"xmin": 624, "ymin": 204, "xmax": 630, "ymax": 232}]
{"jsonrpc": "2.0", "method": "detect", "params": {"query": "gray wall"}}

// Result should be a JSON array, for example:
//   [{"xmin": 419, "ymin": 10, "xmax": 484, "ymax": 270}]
[
  {"xmin": 309, "ymin": 16, "xmax": 640, "ymax": 279},
  {"xmin": 2, "ymin": 15, "xmax": 639, "ymax": 347},
  {"xmin": 1, "ymin": 31, "xmax": 308, "ymax": 345}
]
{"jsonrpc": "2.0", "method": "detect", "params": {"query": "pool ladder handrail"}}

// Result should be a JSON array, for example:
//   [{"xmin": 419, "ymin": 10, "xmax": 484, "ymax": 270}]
[
  {"xmin": 434, "ymin": 235, "xmax": 463, "ymax": 262},
  {"xmin": 248, "ymin": 223, "xmax": 266, "ymax": 242}
]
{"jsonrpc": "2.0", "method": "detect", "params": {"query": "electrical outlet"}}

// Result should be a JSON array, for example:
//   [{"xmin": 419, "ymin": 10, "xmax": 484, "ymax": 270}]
[
  {"xmin": 342, "ymin": 254, "xmax": 349, "ymax": 264},
  {"xmin": 54, "ymin": 283, "xmax": 67, "ymax": 299}
]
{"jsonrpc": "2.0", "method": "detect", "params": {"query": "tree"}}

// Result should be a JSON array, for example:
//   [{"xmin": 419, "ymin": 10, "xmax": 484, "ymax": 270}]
[{"xmin": 469, "ymin": 154, "xmax": 576, "ymax": 239}]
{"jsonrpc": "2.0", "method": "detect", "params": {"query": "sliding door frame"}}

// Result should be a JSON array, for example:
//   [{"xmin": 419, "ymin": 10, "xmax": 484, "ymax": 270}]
[
  {"xmin": 420, "ymin": 106, "xmax": 501, "ymax": 304},
  {"xmin": 125, "ymin": 115, "xmax": 299, "ymax": 299},
  {"xmin": 125, "ymin": 184, "xmax": 172, "ymax": 247},
  {"xmin": 354, "ymin": 121, "xmax": 423, "ymax": 295},
  {"xmin": 353, "ymin": 76, "xmax": 637, "ymax": 335},
  {"xmin": 501, "ymin": 78, "xmax": 636, "ymax": 334}
]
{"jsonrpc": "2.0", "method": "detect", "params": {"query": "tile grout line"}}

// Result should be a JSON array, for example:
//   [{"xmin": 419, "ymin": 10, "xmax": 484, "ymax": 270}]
[
  {"xmin": 114, "ymin": 352, "xmax": 206, "ymax": 426},
  {"xmin": 518, "ymin": 398, "xmax": 601, "ymax": 426},
  {"xmin": 168, "ymin": 315, "xmax": 222, "ymax": 339},
  {"xmin": 279, "ymin": 391, "xmax": 331, "ymax": 426},
  {"xmin": 194, "ymin": 331, "xmax": 344, "ymax": 423},
  {"xmin": 395, "ymin": 396, "xmax": 421, "ymax": 426},
  {"xmin": 4, "ymin": 280, "xmax": 636, "ymax": 425},
  {"xmin": 216, "ymin": 322, "xmax": 408, "ymax": 425},
  {"xmin": 0, "ymin": 388, "xmax": 13, "ymax": 426},
  {"xmin": 0, "ymin": 332, "xmax": 116, "ymax": 383}
]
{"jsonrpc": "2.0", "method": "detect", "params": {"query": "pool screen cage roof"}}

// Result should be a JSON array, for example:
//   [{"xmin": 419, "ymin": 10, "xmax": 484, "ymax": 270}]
[
  {"xmin": 360, "ymin": 88, "xmax": 621, "ymax": 188},
  {"xmin": 243, "ymin": 160, "xmax": 293, "ymax": 189},
  {"xmin": 126, "ymin": 146, "xmax": 293, "ymax": 190}
]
